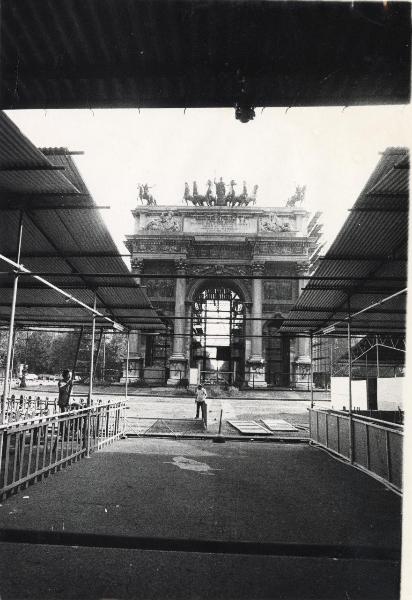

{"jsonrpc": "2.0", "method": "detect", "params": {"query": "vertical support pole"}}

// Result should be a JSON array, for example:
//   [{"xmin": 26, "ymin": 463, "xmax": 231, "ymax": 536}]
[
  {"xmin": 330, "ymin": 339, "xmax": 333, "ymax": 389},
  {"xmin": 102, "ymin": 331, "xmax": 106, "ymax": 381},
  {"xmin": 68, "ymin": 326, "xmax": 84, "ymax": 404},
  {"xmin": 125, "ymin": 331, "xmax": 130, "ymax": 402},
  {"xmin": 376, "ymin": 334, "xmax": 380, "ymax": 378},
  {"xmin": 7, "ymin": 326, "xmax": 18, "ymax": 399},
  {"xmin": 310, "ymin": 333, "xmax": 314, "ymax": 408},
  {"xmin": 88, "ymin": 295, "xmax": 97, "ymax": 407},
  {"xmin": 1, "ymin": 211, "xmax": 24, "ymax": 424},
  {"xmin": 228, "ymin": 297, "xmax": 233, "ymax": 385},
  {"xmin": 86, "ymin": 295, "xmax": 97, "ymax": 458},
  {"xmin": 202, "ymin": 302, "xmax": 207, "ymax": 377},
  {"xmin": 347, "ymin": 302, "xmax": 354, "ymax": 464},
  {"xmin": 375, "ymin": 335, "xmax": 380, "ymax": 409}
]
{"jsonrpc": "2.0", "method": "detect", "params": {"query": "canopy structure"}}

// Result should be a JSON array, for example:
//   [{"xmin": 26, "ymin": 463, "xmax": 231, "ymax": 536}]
[
  {"xmin": 0, "ymin": 111, "xmax": 164, "ymax": 332},
  {"xmin": 0, "ymin": 1, "xmax": 410, "ymax": 110},
  {"xmin": 281, "ymin": 147, "xmax": 409, "ymax": 336}
]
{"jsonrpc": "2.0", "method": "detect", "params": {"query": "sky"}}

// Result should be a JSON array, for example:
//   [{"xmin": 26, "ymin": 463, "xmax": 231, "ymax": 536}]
[{"xmin": 6, "ymin": 104, "xmax": 412, "ymax": 259}]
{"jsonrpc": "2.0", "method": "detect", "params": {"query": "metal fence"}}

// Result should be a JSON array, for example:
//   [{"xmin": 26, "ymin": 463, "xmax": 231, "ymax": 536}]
[
  {"xmin": 308, "ymin": 408, "xmax": 403, "ymax": 493},
  {"xmin": 0, "ymin": 400, "xmax": 125, "ymax": 500},
  {"xmin": 4, "ymin": 394, "xmax": 58, "ymax": 422}
]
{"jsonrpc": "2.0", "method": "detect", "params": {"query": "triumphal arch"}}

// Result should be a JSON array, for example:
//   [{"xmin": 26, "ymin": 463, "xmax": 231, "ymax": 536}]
[{"xmin": 125, "ymin": 181, "xmax": 320, "ymax": 388}]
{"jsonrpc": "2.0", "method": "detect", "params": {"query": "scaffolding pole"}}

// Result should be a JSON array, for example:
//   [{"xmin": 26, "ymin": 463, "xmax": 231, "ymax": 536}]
[
  {"xmin": 88, "ymin": 295, "xmax": 97, "ymax": 407},
  {"xmin": 125, "ymin": 332, "xmax": 130, "ymax": 402},
  {"xmin": 376, "ymin": 334, "xmax": 380, "ymax": 379},
  {"xmin": 310, "ymin": 333, "xmax": 314, "ymax": 408},
  {"xmin": 1, "ymin": 211, "xmax": 24, "ymax": 424},
  {"xmin": 347, "ymin": 301, "xmax": 354, "ymax": 464}
]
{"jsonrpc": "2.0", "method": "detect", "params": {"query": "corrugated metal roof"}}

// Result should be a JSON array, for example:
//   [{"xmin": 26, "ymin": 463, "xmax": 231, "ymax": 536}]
[
  {"xmin": 0, "ymin": 112, "xmax": 164, "ymax": 331},
  {"xmin": 0, "ymin": 1, "xmax": 410, "ymax": 109},
  {"xmin": 281, "ymin": 148, "xmax": 408, "ymax": 335}
]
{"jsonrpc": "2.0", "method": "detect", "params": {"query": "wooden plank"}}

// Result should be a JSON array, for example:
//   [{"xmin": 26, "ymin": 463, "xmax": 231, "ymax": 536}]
[
  {"xmin": 227, "ymin": 420, "xmax": 271, "ymax": 435},
  {"xmin": 261, "ymin": 419, "xmax": 298, "ymax": 432}
]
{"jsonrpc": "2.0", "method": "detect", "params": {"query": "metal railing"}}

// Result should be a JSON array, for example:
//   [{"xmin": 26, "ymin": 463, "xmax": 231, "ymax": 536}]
[
  {"xmin": 0, "ymin": 400, "xmax": 125, "ymax": 500},
  {"xmin": 4, "ymin": 394, "xmax": 58, "ymax": 422},
  {"xmin": 308, "ymin": 408, "xmax": 403, "ymax": 493}
]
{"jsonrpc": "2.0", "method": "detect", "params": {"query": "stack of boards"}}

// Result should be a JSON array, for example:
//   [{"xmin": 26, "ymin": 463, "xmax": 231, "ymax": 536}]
[{"xmin": 227, "ymin": 419, "xmax": 298, "ymax": 435}]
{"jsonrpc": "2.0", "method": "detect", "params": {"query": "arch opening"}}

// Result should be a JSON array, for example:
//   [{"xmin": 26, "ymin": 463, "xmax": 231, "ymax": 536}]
[{"xmin": 191, "ymin": 282, "xmax": 246, "ymax": 386}]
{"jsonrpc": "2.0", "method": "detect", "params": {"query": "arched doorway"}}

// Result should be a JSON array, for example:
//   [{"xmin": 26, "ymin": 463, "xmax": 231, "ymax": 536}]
[
  {"xmin": 263, "ymin": 319, "xmax": 290, "ymax": 387},
  {"xmin": 191, "ymin": 283, "xmax": 246, "ymax": 386}
]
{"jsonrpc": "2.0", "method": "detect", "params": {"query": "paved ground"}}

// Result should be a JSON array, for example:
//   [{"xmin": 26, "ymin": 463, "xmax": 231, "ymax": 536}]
[
  {"xmin": 0, "ymin": 438, "xmax": 402, "ymax": 599},
  {"xmin": 10, "ymin": 385, "xmax": 331, "ymax": 437}
]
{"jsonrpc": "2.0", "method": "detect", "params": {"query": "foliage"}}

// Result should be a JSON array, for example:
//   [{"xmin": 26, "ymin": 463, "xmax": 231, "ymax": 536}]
[{"xmin": 1, "ymin": 329, "xmax": 128, "ymax": 380}]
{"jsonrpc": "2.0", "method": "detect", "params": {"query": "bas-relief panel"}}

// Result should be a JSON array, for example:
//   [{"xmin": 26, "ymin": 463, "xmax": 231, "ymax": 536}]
[
  {"xmin": 151, "ymin": 301, "xmax": 175, "ymax": 314},
  {"xmin": 143, "ymin": 278, "xmax": 175, "ymax": 298},
  {"xmin": 255, "ymin": 241, "xmax": 307, "ymax": 255},
  {"xmin": 132, "ymin": 240, "xmax": 186, "ymax": 254},
  {"xmin": 142, "ymin": 212, "xmax": 182, "ymax": 232},
  {"xmin": 264, "ymin": 281, "xmax": 293, "ymax": 301}
]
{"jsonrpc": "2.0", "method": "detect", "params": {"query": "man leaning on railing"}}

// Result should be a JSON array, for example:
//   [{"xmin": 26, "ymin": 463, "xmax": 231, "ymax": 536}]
[{"xmin": 58, "ymin": 369, "xmax": 72, "ymax": 413}]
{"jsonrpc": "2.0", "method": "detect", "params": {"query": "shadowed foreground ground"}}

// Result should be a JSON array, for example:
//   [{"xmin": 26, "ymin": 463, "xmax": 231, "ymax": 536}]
[{"xmin": 0, "ymin": 438, "xmax": 402, "ymax": 599}]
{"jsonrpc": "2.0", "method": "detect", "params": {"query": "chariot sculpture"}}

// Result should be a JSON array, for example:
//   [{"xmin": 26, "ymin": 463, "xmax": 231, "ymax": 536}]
[{"xmin": 183, "ymin": 179, "xmax": 258, "ymax": 207}]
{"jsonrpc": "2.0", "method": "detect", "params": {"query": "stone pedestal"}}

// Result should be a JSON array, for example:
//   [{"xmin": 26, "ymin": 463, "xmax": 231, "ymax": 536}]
[
  {"xmin": 167, "ymin": 355, "xmax": 188, "ymax": 386},
  {"xmin": 120, "ymin": 332, "xmax": 143, "ymax": 383},
  {"xmin": 120, "ymin": 354, "xmax": 143, "ymax": 383},
  {"xmin": 247, "ymin": 357, "xmax": 267, "ymax": 389},
  {"xmin": 293, "ymin": 354, "xmax": 311, "ymax": 390}
]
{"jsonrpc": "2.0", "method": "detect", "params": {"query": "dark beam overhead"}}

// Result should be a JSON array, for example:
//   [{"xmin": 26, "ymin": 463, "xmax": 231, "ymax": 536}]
[{"xmin": 0, "ymin": 1, "xmax": 410, "ymax": 110}]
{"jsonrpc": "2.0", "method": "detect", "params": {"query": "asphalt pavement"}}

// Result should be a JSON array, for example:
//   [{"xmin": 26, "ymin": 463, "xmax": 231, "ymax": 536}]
[{"xmin": 0, "ymin": 437, "xmax": 402, "ymax": 600}]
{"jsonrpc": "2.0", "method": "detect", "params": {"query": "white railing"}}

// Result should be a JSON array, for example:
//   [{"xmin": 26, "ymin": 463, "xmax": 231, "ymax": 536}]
[{"xmin": 0, "ymin": 401, "xmax": 125, "ymax": 500}]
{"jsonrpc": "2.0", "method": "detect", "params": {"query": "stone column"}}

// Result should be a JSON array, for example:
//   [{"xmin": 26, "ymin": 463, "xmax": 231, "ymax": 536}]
[
  {"xmin": 184, "ymin": 301, "xmax": 193, "ymax": 361},
  {"xmin": 247, "ymin": 262, "xmax": 267, "ymax": 388},
  {"xmin": 121, "ymin": 258, "xmax": 145, "ymax": 383},
  {"xmin": 167, "ymin": 259, "xmax": 188, "ymax": 385},
  {"xmin": 293, "ymin": 261, "xmax": 311, "ymax": 390}
]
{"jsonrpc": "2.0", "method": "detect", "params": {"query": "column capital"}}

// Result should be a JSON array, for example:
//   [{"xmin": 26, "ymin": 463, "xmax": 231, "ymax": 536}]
[
  {"xmin": 251, "ymin": 261, "xmax": 265, "ymax": 276},
  {"xmin": 296, "ymin": 261, "xmax": 311, "ymax": 276},
  {"xmin": 175, "ymin": 258, "xmax": 187, "ymax": 275},
  {"xmin": 131, "ymin": 257, "xmax": 144, "ymax": 274}
]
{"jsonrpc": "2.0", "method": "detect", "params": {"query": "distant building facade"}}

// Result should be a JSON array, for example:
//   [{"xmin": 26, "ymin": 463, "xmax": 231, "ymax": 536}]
[{"xmin": 124, "ymin": 182, "xmax": 321, "ymax": 388}]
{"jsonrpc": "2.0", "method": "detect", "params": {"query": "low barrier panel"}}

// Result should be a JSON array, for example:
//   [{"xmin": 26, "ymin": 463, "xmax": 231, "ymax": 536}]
[
  {"xmin": 5, "ymin": 395, "xmax": 58, "ymax": 422},
  {"xmin": 309, "ymin": 408, "xmax": 403, "ymax": 493},
  {"xmin": 0, "ymin": 400, "xmax": 125, "ymax": 500}
]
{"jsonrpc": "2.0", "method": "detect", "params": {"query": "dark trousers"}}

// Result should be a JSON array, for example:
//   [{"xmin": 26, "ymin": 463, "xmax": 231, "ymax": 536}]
[{"xmin": 196, "ymin": 401, "xmax": 205, "ymax": 419}]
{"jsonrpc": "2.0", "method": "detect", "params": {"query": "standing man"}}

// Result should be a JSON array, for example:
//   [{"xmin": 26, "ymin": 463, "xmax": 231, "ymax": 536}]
[
  {"xmin": 58, "ymin": 369, "xmax": 72, "ymax": 412},
  {"xmin": 195, "ymin": 384, "xmax": 207, "ymax": 419}
]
